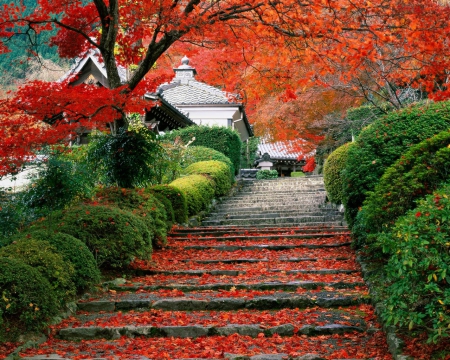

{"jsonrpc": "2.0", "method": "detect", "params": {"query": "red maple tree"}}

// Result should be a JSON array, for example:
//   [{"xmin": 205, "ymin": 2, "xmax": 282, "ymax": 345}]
[{"xmin": 0, "ymin": 0, "xmax": 449, "ymax": 176}]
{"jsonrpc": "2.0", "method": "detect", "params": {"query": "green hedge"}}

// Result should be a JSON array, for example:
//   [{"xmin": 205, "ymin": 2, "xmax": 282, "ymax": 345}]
[
  {"xmin": 0, "ymin": 258, "xmax": 59, "ymax": 341},
  {"xmin": 183, "ymin": 146, "xmax": 234, "ymax": 179},
  {"xmin": 163, "ymin": 126, "xmax": 242, "ymax": 175},
  {"xmin": 378, "ymin": 183, "xmax": 450, "ymax": 343},
  {"xmin": 256, "ymin": 170, "xmax": 278, "ymax": 179},
  {"xmin": 183, "ymin": 160, "xmax": 232, "ymax": 197},
  {"xmin": 15, "ymin": 231, "xmax": 100, "ymax": 292},
  {"xmin": 354, "ymin": 130, "xmax": 450, "ymax": 246},
  {"xmin": 341, "ymin": 101, "xmax": 450, "ymax": 229},
  {"xmin": 34, "ymin": 204, "xmax": 152, "ymax": 269},
  {"xmin": 0, "ymin": 239, "xmax": 76, "ymax": 302},
  {"xmin": 92, "ymin": 187, "xmax": 167, "ymax": 246},
  {"xmin": 169, "ymin": 174, "xmax": 215, "ymax": 216},
  {"xmin": 290, "ymin": 172, "xmax": 305, "ymax": 178},
  {"xmin": 323, "ymin": 143, "xmax": 353, "ymax": 204},
  {"xmin": 149, "ymin": 185, "xmax": 188, "ymax": 224}
]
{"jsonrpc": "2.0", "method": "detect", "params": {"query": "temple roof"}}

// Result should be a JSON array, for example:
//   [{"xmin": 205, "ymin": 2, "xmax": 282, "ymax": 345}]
[
  {"xmin": 156, "ymin": 56, "xmax": 236, "ymax": 106},
  {"xmin": 257, "ymin": 140, "xmax": 306, "ymax": 161}
]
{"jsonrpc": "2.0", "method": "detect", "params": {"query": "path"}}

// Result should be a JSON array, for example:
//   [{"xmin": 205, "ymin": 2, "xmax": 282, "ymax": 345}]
[{"xmin": 19, "ymin": 177, "xmax": 391, "ymax": 359}]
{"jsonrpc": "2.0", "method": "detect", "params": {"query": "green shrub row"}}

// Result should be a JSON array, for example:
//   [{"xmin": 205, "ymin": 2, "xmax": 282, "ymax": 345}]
[
  {"xmin": 323, "ymin": 142, "xmax": 353, "ymax": 204},
  {"xmin": 183, "ymin": 160, "xmax": 232, "ymax": 197},
  {"xmin": 354, "ymin": 130, "xmax": 450, "ymax": 246},
  {"xmin": 183, "ymin": 146, "xmax": 234, "ymax": 180},
  {"xmin": 170, "ymin": 174, "xmax": 215, "ymax": 216},
  {"xmin": 377, "ymin": 183, "xmax": 450, "ymax": 342},
  {"xmin": 256, "ymin": 170, "xmax": 278, "ymax": 179},
  {"xmin": 150, "ymin": 185, "xmax": 188, "ymax": 224},
  {"xmin": 290, "ymin": 172, "xmax": 305, "ymax": 178},
  {"xmin": 341, "ymin": 101, "xmax": 450, "ymax": 228},
  {"xmin": 163, "ymin": 125, "xmax": 242, "ymax": 175}
]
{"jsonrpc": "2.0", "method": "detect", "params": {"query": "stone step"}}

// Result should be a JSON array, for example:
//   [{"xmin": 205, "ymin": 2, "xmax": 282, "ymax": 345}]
[
  {"xmin": 57, "ymin": 322, "xmax": 365, "ymax": 341},
  {"xmin": 201, "ymin": 216, "xmax": 346, "ymax": 227},
  {"xmin": 169, "ymin": 225, "xmax": 349, "ymax": 235},
  {"xmin": 180, "ymin": 243, "xmax": 351, "ymax": 251},
  {"xmin": 76, "ymin": 291, "xmax": 370, "ymax": 313},
  {"xmin": 217, "ymin": 200, "xmax": 327, "ymax": 208},
  {"xmin": 206, "ymin": 210, "xmax": 340, "ymax": 221},
  {"xmin": 107, "ymin": 279, "xmax": 364, "ymax": 293},
  {"xmin": 169, "ymin": 233, "xmax": 349, "ymax": 241}
]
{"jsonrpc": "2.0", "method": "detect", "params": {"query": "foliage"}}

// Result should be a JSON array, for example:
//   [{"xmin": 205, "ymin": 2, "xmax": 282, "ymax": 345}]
[
  {"xmin": 302, "ymin": 157, "xmax": 316, "ymax": 173},
  {"xmin": 169, "ymin": 175, "xmax": 215, "ymax": 216},
  {"xmin": 153, "ymin": 139, "xmax": 185, "ymax": 184},
  {"xmin": 21, "ymin": 150, "xmax": 94, "ymax": 216},
  {"xmin": 34, "ymin": 204, "xmax": 152, "ymax": 269},
  {"xmin": 150, "ymin": 192, "xmax": 175, "ymax": 228},
  {"xmin": 354, "ymin": 130, "xmax": 450, "ymax": 246},
  {"xmin": 87, "ymin": 128, "xmax": 162, "ymax": 188},
  {"xmin": 163, "ymin": 126, "xmax": 241, "ymax": 175},
  {"xmin": 15, "ymin": 231, "xmax": 100, "ymax": 292},
  {"xmin": 92, "ymin": 187, "xmax": 168, "ymax": 247},
  {"xmin": 183, "ymin": 160, "xmax": 232, "ymax": 197},
  {"xmin": 240, "ymin": 137, "xmax": 260, "ymax": 169},
  {"xmin": 0, "ymin": 190, "xmax": 32, "ymax": 245},
  {"xmin": 378, "ymin": 183, "xmax": 450, "ymax": 343},
  {"xmin": 341, "ymin": 101, "xmax": 450, "ymax": 229},
  {"xmin": 149, "ymin": 185, "xmax": 188, "ymax": 224},
  {"xmin": 0, "ymin": 257, "xmax": 59, "ymax": 341},
  {"xmin": 323, "ymin": 143, "xmax": 354, "ymax": 204},
  {"xmin": 290, "ymin": 172, "xmax": 305, "ymax": 178},
  {"xmin": 0, "ymin": 239, "xmax": 76, "ymax": 302},
  {"xmin": 256, "ymin": 170, "xmax": 278, "ymax": 179},
  {"xmin": 183, "ymin": 146, "xmax": 234, "ymax": 179}
]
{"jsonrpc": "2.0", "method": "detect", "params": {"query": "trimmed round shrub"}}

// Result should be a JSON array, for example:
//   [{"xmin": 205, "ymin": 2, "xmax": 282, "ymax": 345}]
[
  {"xmin": 354, "ymin": 130, "xmax": 450, "ymax": 245},
  {"xmin": 341, "ymin": 101, "xmax": 450, "ymax": 228},
  {"xmin": 0, "ymin": 239, "xmax": 76, "ymax": 302},
  {"xmin": 290, "ymin": 172, "xmax": 305, "ymax": 178},
  {"xmin": 169, "ymin": 175, "xmax": 215, "ymax": 216},
  {"xmin": 34, "ymin": 204, "xmax": 152, "ymax": 268},
  {"xmin": 150, "ymin": 185, "xmax": 188, "ymax": 224},
  {"xmin": 92, "ymin": 187, "xmax": 167, "ymax": 246},
  {"xmin": 163, "ymin": 125, "xmax": 242, "ymax": 175},
  {"xmin": 323, "ymin": 142, "xmax": 354, "ymax": 204},
  {"xmin": 378, "ymin": 183, "xmax": 450, "ymax": 342},
  {"xmin": 150, "ymin": 192, "xmax": 175, "ymax": 228},
  {"xmin": 0, "ymin": 258, "xmax": 59, "ymax": 340},
  {"xmin": 184, "ymin": 160, "xmax": 232, "ymax": 197},
  {"xmin": 183, "ymin": 146, "xmax": 234, "ymax": 179},
  {"xmin": 256, "ymin": 170, "xmax": 278, "ymax": 179},
  {"xmin": 15, "ymin": 231, "xmax": 100, "ymax": 292}
]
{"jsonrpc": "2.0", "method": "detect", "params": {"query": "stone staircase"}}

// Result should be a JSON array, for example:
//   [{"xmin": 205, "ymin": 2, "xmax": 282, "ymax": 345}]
[
  {"xmin": 202, "ymin": 176, "xmax": 346, "ymax": 227},
  {"xmin": 18, "ymin": 177, "xmax": 390, "ymax": 360}
]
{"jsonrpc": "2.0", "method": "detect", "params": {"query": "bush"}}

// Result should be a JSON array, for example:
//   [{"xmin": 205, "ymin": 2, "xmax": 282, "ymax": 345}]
[
  {"xmin": 150, "ymin": 185, "xmax": 188, "ymax": 224},
  {"xmin": 378, "ymin": 183, "xmax": 450, "ymax": 343},
  {"xmin": 0, "ymin": 239, "xmax": 76, "ymax": 302},
  {"xmin": 87, "ymin": 127, "xmax": 162, "ymax": 188},
  {"xmin": 34, "ymin": 204, "xmax": 152, "ymax": 268},
  {"xmin": 92, "ymin": 187, "xmax": 168, "ymax": 246},
  {"xmin": 183, "ymin": 146, "xmax": 234, "ymax": 175},
  {"xmin": 323, "ymin": 143, "xmax": 354, "ymax": 204},
  {"xmin": 15, "ymin": 231, "xmax": 100, "ymax": 292},
  {"xmin": 256, "ymin": 170, "xmax": 278, "ymax": 179},
  {"xmin": 163, "ymin": 126, "xmax": 242, "ymax": 175},
  {"xmin": 22, "ymin": 150, "xmax": 94, "ymax": 216},
  {"xmin": 0, "ymin": 258, "xmax": 59, "ymax": 340},
  {"xmin": 354, "ymin": 130, "xmax": 450, "ymax": 245},
  {"xmin": 150, "ymin": 192, "xmax": 175, "ymax": 227},
  {"xmin": 290, "ymin": 172, "xmax": 305, "ymax": 178},
  {"xmin": 169, "ymin": 175, "xmax": 215, "ymax": 216},
  {"xmin": 184, "ymin": 160, "xmax": 232, "ymax": 197},
  {"xmin": 341, "ymin": 101, "xmax": 450, "ymax": 228}
]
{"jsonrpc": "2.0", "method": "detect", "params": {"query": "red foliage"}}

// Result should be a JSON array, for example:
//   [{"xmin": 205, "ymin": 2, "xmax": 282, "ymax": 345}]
[
  {"xmin": 302, "ymin": 157, "xmax": 316, "ymax": 173},
  {"xmin": 1, "ymin": 0, "xmax": 450, "ymax": 174}
]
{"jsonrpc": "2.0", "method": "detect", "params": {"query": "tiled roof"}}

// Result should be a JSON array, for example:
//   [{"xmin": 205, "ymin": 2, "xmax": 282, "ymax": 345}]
[
  {"xmin": 257, "ymin": 140, "xmax": 306, "ymax": 161},
  {"xmin": 158, "ymin": 78, "xmax": 230, "ymax": 105},
  {"xmin": 59, "ymin": 49, "xmax": 127, "ymax": 84}
]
